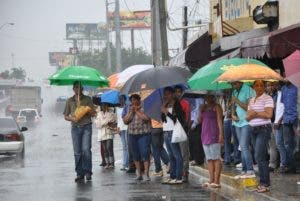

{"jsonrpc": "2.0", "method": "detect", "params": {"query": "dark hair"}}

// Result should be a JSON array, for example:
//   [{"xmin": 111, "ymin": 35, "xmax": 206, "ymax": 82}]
[
  {"xmin": 73, "ymin": 81, "xmax": 83, "ymax": 89},
  {"xmin": 174, "ymin": 85, "xmax": 183, "ymax": 92},
  {"xmin": 129, "ymin": 94, "xmax": 141, "ymax": 101},
  {"xmin": 163, "ymin": 86, "xmax": 175, "ymax": 93}
]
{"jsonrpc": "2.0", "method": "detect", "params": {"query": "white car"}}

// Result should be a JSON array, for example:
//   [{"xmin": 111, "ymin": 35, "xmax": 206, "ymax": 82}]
[
  {"xmin": 0, "ymin": 116, "xmax": 27, "ymax": 159},
  {"xmin": 17, "ymin": 108, "xmax": 40, "ymax": 126}
]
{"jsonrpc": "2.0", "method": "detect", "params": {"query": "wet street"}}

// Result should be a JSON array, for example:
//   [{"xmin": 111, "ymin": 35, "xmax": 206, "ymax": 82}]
[{"xmin": 0, "ymin": 86, "xmax": 231, "ymax": 201}]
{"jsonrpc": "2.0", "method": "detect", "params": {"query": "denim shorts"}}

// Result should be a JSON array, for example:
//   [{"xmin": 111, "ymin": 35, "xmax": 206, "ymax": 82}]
[
  {"xmin": 128, "ymin": 133, "xmax": 151, "ymax": 161},
  {"xmin": 203, "ymin": 143, "xmax": 221, "ymax": 160}
]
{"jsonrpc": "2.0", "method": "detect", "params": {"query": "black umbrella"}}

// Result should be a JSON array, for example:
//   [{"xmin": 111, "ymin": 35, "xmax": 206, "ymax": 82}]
[{"xmin": 120, "ymin": 66, "xmax": 192, "ymax": 94}]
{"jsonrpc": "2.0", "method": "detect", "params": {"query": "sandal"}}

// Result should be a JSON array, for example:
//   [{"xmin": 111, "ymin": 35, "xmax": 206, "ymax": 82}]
[
  {"xmin": 255, "ymin": 186, "xmax": 270, "ymax": 193},
  {"xmin": 210, "ymin": 183, "xmax": 221, "ymax": 188},
  {"xmin": 202, "ymin": 182, "xmax": 211, "ymax": 187}
]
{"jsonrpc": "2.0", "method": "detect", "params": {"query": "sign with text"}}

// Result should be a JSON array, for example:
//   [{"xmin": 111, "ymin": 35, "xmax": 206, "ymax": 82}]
[
  {"xmin": 66, "ymin": 23, "xmax": 106, "ymax": 40},
  {"xmin": 108, "ymin": 10, "xmax": 151, "ymax": 30}
]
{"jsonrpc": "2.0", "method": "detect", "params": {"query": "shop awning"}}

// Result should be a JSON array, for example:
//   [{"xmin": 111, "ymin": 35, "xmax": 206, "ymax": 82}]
[
  {"xmin": 241, "ymin": 23, "xmax": 300, "ymax": 58},
  {"xmin": 168, "ymin": 32, "xmax": 211, "ymax": 72}
]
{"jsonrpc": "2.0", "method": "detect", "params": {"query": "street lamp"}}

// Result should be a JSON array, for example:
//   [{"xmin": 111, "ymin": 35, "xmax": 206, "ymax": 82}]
[{"xmin": 0, "ymin": 22, "xmax": 14, "ymax": 31}]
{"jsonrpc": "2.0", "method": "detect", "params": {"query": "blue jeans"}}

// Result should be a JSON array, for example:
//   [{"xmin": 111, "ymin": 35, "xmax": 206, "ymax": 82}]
[
  {"xmin": 71, "ymin": 124, "xmax": 92, "ymax": 176},
  {"xmin": 120, "ymin": 130, "xmax": 128, "ymax": 168},
  {"xmin": 252, "ymin": 125, "xmax": 271, "ymax": 187},
  {"xmin": 128, "ymin": 133, "xmax": 151, "ymax": 162},
  {"xmin": 235, "ymin": 125, "xmax": 254, "ymax": 173},
  {"xmin": 151, "ymin": 128, "xmax": 169, "ymax": 172},
  {"xmin": 275, "ymin": 126, "xmax": 287, "ymax": 167},
  {"xmin": 224, "ymin": 120, "xmax": 241, "ymax": 163},
  {"xmin": 164, "ymin": 131, "xmax": 183, "ymax": 180},
  {"xmin": 283, "ymin": 119, "xmax": 298, "ymax": 169}
]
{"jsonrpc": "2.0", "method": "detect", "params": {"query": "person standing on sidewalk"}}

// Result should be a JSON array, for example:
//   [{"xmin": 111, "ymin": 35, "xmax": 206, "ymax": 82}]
[
  {"xmin": 174, "ymin": 85, "xmax": 190, "ymax": 182},
  {"xmin": 200, "ymin": 94, "xmax": 224, "ymax": 188},
  {"xmin": 123, "ymin": 94, "xmax": 152, "ymax": 181},
  {"xmin": 161, "ymin": 87, "xmax": 185, "ymax": 184},
  {"xmin": 117, "ymin": 95, "xmax": 128, "ymax": 171},
  {"xmin": 246, "ymin": 80, "xmax": 274, "ymax": 193},
  {"xmin": 273, "ymin": 82, "xmax": 288, "ymax": 173},
  {"xmin": 281, "ymin": 81, "xmax": 298, "ymax": 173},
  {"xmin": 95, "ymin": 103, "xmax": 116, "ymax": 169},
  {"xmin": 151, "ymin": 119, "xmax": 170, "ymax": 177},
  {"xmin": 231, "ymin": 82, "xmax": 256, "ymax": 179},
  {"xmin": 64, "ymin": 81, "xmax": 96, "ymax": 182}
]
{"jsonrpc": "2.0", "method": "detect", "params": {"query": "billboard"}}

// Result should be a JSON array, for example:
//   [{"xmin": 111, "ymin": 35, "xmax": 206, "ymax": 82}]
[
  {"xmin": 108, "ymin": 10, "xmax": 151, "ymax": 29},
  {"xmin": 49, "ymin": 52, "xmax": 73, "ymax": 67},
  {"xmin": 66, "ymin": 23, "xmax": 106, "ymax": 40}
]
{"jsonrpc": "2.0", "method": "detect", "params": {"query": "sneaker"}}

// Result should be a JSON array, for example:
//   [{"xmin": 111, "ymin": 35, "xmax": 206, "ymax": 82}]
[
  {"xmin": 161, "ymin": 178, "xmax": 172, "ymax": 184},
  {"xmin": 236, "ymin": 163, "xmax": 242, "ymax": 168},
  {"xmin": 175, "ymin": 179, "xmax": 183, "ymax": 184},
  {"xmin": 74, "ymin": 175, "xmax": 84, "ymax": 182},
  {"xmin": 277, "ymin": 166, "xmax": 289, "ymax": 173},
  {"xmin": 223, "ymin": 161, "xmax": 231, "ymax": 166},
  {"xmin": 120, "ymin": 167, "xmax": 128, "ymax": 171},
  {"xmin": 167, "ymin": 179, "xmax": 177, "ymax": 184},
  {"xmin": 105, "ymin": 165, "xmax": 110, "ymax": 169},
  {"xmin": 165, "ymin": 164, "xmax": 170, "ymax": 174},
  {"xmin": 153, "ymin": 170, "xmax": 163, "ymax": 177},
  {"xmin": 240, "ymin": 173, "xmax": 256, "ymax": 179},
  {"xmin": 126, "ymin": 168, "xmax": 136, "ymax": 174},
  {"xmin": 145, "ymin": 176, "xmax": 151, "ymax": 181},
  {"xmin": 234, "ymin": 173, "xmax": 246, "ymax": 179},
  {"xmin": 135, "ymin": 175, "xmax": 143, "ymax": 181},
  {"xmin": 85, "ymin": 173, "xmax": 92, "ymax": 181},
  {"xmin": 99, "ymin": 162, "xmax": 106, "ymax": 167},
  {"xmin": 182, "ymin": 175, "xmax": 188, "ymax": 183}
]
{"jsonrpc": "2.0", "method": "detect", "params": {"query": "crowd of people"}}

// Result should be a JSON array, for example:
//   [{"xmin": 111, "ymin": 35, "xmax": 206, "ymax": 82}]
[{"xmin": 63, "ymin": 80, "xmax": 300, "ymax": 193}]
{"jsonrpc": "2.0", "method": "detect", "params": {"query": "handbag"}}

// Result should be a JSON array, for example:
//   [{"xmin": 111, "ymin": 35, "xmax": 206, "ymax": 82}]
[{"xmin": 171, "ymin": 120, "xmax": 187, "ymax": 143}]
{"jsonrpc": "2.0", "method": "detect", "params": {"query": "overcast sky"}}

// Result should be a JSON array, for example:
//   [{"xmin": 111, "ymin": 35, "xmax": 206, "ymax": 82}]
[{"xmin": 0, "ymin": 0, "xmax": 208, "ymax": 80}]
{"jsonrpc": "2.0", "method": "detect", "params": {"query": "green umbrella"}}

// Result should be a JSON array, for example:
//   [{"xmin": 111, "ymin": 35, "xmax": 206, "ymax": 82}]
[
  {"xmin": 48, "ymin": 66, "xmax": 108, "ymax": 87},
  {"xmin": 187, "ymin": 58, "xmax": 266, "ymax": 90}
]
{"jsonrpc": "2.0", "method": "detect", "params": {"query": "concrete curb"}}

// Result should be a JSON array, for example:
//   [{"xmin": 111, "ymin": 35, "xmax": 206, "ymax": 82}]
[{"xmin": 189, "ymin": 165, "xmax": 281, "ymax": 201}]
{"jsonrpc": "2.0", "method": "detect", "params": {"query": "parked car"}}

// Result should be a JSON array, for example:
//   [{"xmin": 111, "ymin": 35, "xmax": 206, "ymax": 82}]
[
  {"xmin": 16, "ymin": 108, "xmax": 40, "ymax": 126},
  {"xmin": 0, "ymin": 116, "xmax": 27, "ymax": 159}
]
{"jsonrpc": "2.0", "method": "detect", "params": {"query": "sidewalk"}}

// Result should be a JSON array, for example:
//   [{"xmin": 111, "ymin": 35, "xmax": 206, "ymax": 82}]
[{"xmin": 189, "ymin": 164, "xmax": 300, "ymax": 201}]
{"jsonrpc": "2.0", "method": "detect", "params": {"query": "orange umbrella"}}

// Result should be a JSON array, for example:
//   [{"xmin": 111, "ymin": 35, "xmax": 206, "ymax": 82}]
[
  {"xmin": 215, "ymin": 63, "xmax": 283, "ymax": 83},
  {"xmin": 108, "ymin": 73, "xmax": 119, "ymax": 88}
]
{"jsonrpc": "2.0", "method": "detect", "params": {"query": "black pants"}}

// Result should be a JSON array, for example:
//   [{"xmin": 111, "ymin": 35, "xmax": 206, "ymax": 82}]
[{"xmin": 189, "ymin": 124, "xmax": 205, "ymax": 165}]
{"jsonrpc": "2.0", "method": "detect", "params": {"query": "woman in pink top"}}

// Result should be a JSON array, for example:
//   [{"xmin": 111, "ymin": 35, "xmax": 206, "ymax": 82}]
[
  {"xmin": 246, "ymin": 80, "xmax": 274, "ymax": 193},
  {"xmin": 199, "ymin": 94, "xmax": 224, "ymax": 188}
]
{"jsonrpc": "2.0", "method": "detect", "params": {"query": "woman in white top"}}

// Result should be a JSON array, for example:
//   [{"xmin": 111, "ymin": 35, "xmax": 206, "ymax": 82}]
[
  {"xmin": 246, "ymin": 80, "xmax": 274, "ymax": 193},
  {"xmin": 95, "ymin": 103, "xmax": 117, "ymax": 169}
]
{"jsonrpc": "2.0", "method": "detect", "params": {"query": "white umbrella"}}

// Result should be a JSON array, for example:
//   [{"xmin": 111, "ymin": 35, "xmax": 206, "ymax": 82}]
[{"xmin": 116, "ymin": 64, "xmax": 154, "ymax": 87}]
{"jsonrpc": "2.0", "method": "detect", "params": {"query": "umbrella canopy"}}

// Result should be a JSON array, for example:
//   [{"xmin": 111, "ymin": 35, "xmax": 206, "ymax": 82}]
[
  {"xmin": 116, "ymin": 64, "xmax": 154, "ymax": 87},
  {"xmin": 49, "ymin": 66, "xmax": 108, "ymax": 87},
  {"xmin": 216, "ymin": 64, "xmax": 283, "ymax": 83},
  {"xmin": 188, "ymin": 58, "xmax": 266, "ymax": 90},
  {"xmin": 108, "ymin": 73, "xmax": 119, "ymax": 88},
  {"xmin": 100, "ymin": 90, "xmax": 120, "ymax": 106},
  {"xmin": 120, "ymin": 66, "xmax": 192, "ymax": 95},
  {"xmin": 283, "ymin": 50, "xmax": 300, "ymax": 87}
]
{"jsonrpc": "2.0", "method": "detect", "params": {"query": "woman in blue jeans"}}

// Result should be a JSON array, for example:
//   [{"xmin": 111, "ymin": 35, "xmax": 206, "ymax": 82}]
[
  {"xmin": 123, "ymin": 94, "xmax": 152, "ymax": 181},
  {"xmin": 246, "ymin": 80, "xmax": 274, "ymax": 193},
  {"xmin": 161, "ymin": 87, "xmax": 186, "ymax": 184}
]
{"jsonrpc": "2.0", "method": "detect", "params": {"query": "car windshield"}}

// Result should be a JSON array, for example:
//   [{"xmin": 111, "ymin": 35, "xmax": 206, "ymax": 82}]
[
  {"xmin": 20, "ymin": 110, "xmax": 37, "ymax": 117},
  {"xmin": 0, "ymin": 118, "xmax": 18, "ymax": 133}
]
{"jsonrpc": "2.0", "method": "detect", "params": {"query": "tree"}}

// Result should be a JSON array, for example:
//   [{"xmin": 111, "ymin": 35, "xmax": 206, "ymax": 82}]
[
  {"xmin": 77, "ymin": 46, "xmax": 152, "ymax": 76},
  {"xmin": 0, "ymin": 70, "xmax": 10, "ymax": 79},
  {"xmin": 0, "ymin": 67, "xmax": 27, "ymax": 81}
]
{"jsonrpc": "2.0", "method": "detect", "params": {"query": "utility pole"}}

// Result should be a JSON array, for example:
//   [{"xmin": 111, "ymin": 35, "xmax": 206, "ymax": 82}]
[
  {"xmin": 106, "ymin": 0, "xmax": 112, "ymax": 74},
  {"xmin": 151, "ymin": 0, "xmax": 169, "ymax": 66},
  {"xmin": 182, "ymin": 6, "xmax": 188, "ymax": 49},
  {"xmin": 130, "ymin": 29, "xmax": 135, "ymax": 53},
  {"xmin": 11, "ymin": 53, "xmax": 14, "ymax": 68},
  {"xmin": 115, "ymin": 0, "xmax": 122, "ymax": 72}
]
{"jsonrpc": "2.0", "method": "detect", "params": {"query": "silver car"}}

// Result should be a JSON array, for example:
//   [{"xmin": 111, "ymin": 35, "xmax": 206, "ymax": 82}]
[{"xmin": 0, "ymin": 117, "xmax": 27, "ymax": 159}]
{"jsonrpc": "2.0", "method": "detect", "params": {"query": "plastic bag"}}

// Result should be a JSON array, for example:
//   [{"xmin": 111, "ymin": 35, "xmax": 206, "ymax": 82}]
[
  {"xmin": 74, "ymin": 106, "xmax": 91, "ymax": 122},
  {"xmin": 171, "ymin": 120, "xmax": 187, "ymax": 143}
]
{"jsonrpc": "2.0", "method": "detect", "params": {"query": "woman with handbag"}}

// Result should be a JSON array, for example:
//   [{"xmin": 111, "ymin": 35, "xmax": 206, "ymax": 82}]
[
  {"xmin": 199, "ymin": 94, "xmax": 224, "ymax": 188},
  {"xmin": 95, "ymin": 103, "xmax": 117, "ymax": 169},
  {"xmin": 161, "ymin": 86, "xmax": 186, "ymax": 184}
]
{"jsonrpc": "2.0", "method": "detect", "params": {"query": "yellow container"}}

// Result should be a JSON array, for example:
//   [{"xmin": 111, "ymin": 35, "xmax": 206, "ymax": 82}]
[{"xmin": 74, "ymin": 106, "xmax": 91, "ymax": 122}]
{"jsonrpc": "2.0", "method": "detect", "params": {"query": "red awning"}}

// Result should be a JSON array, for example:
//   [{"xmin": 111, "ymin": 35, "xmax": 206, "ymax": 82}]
[{"xmin": 241, "ymin": 23, "xmax": 300, "ymax": 59}]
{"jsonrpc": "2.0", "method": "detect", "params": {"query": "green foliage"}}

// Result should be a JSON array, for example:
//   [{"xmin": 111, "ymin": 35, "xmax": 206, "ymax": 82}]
[
  {"xmin": 0, "ymin": 67, "xmax": 26, "ymax": 81},
  {"xmin": 77, "ymin": 45, "xmax": 152, "ymax": 76}
]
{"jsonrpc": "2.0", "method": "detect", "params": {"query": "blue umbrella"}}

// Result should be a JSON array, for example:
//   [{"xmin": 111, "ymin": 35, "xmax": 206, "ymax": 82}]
[
  {"xmin": 100, "ymin": 90, "xmax": 120, "ymax": 106},
  {"xmin": 143, "ymin": 84, "xmax": 188, "ymax": 121}
]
